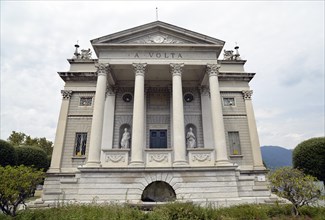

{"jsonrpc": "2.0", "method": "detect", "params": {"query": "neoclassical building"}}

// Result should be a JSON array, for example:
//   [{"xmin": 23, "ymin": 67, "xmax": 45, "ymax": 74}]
[{"xmin": 42, "ymin": 21, "xmax": 271, "ymax": 205}]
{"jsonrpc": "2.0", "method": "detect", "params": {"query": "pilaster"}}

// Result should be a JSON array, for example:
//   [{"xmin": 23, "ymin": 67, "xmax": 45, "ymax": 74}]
[
  {"xmin": 48, "ymin": 90, "xmax": 72, "ymax": 173},
  {"xmin": 242, "ymin": 90, "xmax": 265, "ymax": 170},
  {"xmin": 170, "ymin": 63, "xmax": 187, "ymax": 166}
]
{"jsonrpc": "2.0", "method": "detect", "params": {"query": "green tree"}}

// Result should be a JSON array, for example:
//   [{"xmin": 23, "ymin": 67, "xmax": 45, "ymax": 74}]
[
  {"xmin": 7, "ymin": 131, "xmax": 26, "ymax": 146},
  {"xmin": 7, "ymin": 131, "xmax": 53, "ymax": 156},
  {"xmin": 0, "ymin": 165, "xmax": 45, "ymax": 216},
  {"xmin": 0, "ymin": 140, "xmax": 17, "ymax": 166},
  {"xmin": 15, "ymin": 146, "xmax": 49, "ymax": 171},
  {"xmin": 293, "ymin": 137, "xmax": 325, "ymax": 182},
  {"xmin": 268, "ymin": 167, "xmax": 321, "ymax": 215}
]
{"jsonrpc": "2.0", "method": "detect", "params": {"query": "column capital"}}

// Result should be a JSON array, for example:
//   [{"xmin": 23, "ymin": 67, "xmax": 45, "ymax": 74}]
[
  {"xmin": 61, "ymin": 90, "xmax": 72, "ymax": 99},
  {"xmin": 106, "ymin": 86, "xmax": 116, "ymax": 96},
  {"xmin": 95, "ymin": 63, "xmax": 109, "ymax": 76},
  {"xmin": 170, "ymin": 63, "xmax": 184, "ymax": 77},
  {"xmin": 206, "ymin": 64, "xmax": 221, "ymax": 77},
  {"xmin": 132, "ymin": 63, "xmax": 147, "ymax": 76},
  {"xmin": 242, "ymin": 90, "xmax": 253, "ymax": 100}
]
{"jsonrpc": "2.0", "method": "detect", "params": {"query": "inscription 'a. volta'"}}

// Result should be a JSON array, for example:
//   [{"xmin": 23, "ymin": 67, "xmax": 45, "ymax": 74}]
[{"xmin": 134, "ymin": 52, "xmax": 183, "ymax": 59}]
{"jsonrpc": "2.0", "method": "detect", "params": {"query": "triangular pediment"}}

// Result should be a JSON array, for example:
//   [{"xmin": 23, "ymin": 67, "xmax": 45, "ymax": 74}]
[{"xmin": 91, "ymin": 21, "xmax": 225, "ymax": 46}]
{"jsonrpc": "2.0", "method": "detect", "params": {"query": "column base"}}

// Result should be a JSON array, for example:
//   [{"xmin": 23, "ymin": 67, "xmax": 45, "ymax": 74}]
[
  {"xmin": 129, "ymin": 161, "xmax": 144, "ymax": 167},
  {"xmin": 83, "ymin": 161, "xmax": 102, "ymax": 168},
  {"xmin": 215, "ymin": 160, "xmax": 235, "ymax": 167},
  {"xmin": 173, "ymin": 161, "xmax": 189, "ymax": 167}
]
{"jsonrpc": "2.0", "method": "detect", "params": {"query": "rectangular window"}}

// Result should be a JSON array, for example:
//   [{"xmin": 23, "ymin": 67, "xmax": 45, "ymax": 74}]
[
  {"xmin": 79, "ymin": 97, "xmax": 92, "ymax": 106},
  {"xmin": 228, "ymin": 131, "xmax": 241, "ymax": 155},
  {"xmin": 223, "ymin": 97, "xmax": 235, "ymax": 106},
  {"xmin": 150, "ymin": 130, "xmax": 167, "ymax": 149},
  {"xmin": 75, "ymin": 133, "xmax": 87, "ymax": 156}
]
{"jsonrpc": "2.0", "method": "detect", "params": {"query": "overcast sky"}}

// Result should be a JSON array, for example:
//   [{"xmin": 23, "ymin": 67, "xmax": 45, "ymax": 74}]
[{"xmin": 1, "ymin": 1, "xmax": 324, "ymax": 149}]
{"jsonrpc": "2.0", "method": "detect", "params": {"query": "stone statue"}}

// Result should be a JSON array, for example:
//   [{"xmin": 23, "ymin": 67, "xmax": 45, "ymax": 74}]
[
  {"xmin": 223, "ymin": 50, "xmax": 234, "ymax": 60},
  {"xmin": 186, "ymin": 127, "xmax": 196, "ymax": 148},
  {"xmin": 80, "ymin": 48, "xmax": 92, "ymax": 59},
  {"xmin": 120, "ymin": 128, "xmax": 130, "ymax": 148}
]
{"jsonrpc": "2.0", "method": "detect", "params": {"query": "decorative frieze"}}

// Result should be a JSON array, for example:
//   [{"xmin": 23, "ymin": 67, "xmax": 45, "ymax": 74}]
[
  {"xmin": 102, "ymin": 149, "xmax": 130, "ymax": 167},
  {"xmin": 242, "ymin": 90, "xmax": 253, "ymax": 100},
  {"xmin": 61, "ymin": 90, "xmax": 73, "ymax": 99},
  {"xmin": 188, "ymin": 148, "xmax": 215, "ymax": 166},
  {"xmin": 128, "ymin": 34, "xmax": 186, "ymax": 44},
  {"xmin": 146, "ymin": 150, "xmax": 172, "ymax": 167}
]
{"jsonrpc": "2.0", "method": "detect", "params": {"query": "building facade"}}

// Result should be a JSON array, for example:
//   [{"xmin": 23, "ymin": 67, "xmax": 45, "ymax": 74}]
[{"xmin": 42, "ymin": 21, "xmax": 271, "ymax": 205}]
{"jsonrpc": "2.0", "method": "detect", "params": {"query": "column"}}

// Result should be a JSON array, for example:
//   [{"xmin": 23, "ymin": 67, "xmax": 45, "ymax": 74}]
[
  {"xmin": 200, "ymin": 86, "xmax": 214, "ymax": 148},
  {"xmin": 101, "ymin": 86, "xmax": 116, "ymax": 150},
  {"xmin": 85, "ymin": 63, "xmax": 108, "ymax": 167},
  {"xmin": 130, "ymin": 63, "xmax": 146, "ymax": 166},
  {"xmin": 242, "ymin": 90, "xmax": 265, "ymax": 170},
  {"xmin": 206, "ymin": 64, "xmax": 231, "ymax": 166},
  {"xmin": 48, "ymin": 90, "xmax": 72, "ymax": 173},
  {"xmin": 170, "ymin": 63, "xmax": 187, "ymax": 165}
]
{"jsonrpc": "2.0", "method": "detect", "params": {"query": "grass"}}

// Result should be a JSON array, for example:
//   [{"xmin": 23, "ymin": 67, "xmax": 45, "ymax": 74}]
[{"xmin": 0, "ymin": 202, "xmax": 325, "ymax": 220}]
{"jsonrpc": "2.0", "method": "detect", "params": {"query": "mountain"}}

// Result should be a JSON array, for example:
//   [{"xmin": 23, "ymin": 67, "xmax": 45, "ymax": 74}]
[{"xmin": 261, "ymin": 146, "xmax": 293, "ymax": 170}]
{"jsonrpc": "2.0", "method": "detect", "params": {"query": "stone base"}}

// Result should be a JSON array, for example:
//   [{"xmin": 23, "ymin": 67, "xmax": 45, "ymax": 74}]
[{"xmin": 41, "ymin": 167, "xmax": 271, "ymax": 206}]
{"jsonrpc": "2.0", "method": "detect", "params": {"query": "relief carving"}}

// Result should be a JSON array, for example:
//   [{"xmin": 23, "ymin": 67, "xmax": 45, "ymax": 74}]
[
  {"xmin": 128, "ymin": 34, "xmax": 187, "ymax": 44},
  {"xmin": 192, "ymin": 153, "xmax": 211, "ymax": 162},
  {"xmin": 242, "ymin": 90, "xmax": 253, "ymax": 100},
  {"xmin": 61, "ymin": 90, "xmax": 73, "ymax": 99},
  {"xmin": 149, "ymin": 154, "xmax": 169, "ymax": 163},
  {"xmin": 170, "ymin": 63, "xmax": 184, "ymax": 77},
  {"xmin": 105, "ymin": 154, "xmax": 126, "ymax": 163}
]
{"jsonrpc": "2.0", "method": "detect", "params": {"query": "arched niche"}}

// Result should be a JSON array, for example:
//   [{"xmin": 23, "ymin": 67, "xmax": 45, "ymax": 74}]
[
  {"xmin": 119, "ymin": 124, "xmax": 131, "ymax": 148},
  {"xmin": 185, "ymin": 123, "xmax": 197, "ymax": 148},
  {"xmin": 141, "ymin": 181, "xmax": 176, "ymax": 202}
]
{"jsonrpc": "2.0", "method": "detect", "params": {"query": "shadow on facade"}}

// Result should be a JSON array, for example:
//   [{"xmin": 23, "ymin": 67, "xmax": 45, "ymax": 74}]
[{"xmin": 141, "ymin": 181, "xmax": 176, "ymax": 202}]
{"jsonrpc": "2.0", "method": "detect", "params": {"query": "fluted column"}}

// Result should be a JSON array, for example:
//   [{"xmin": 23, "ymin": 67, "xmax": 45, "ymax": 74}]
[
  {"xmin": 85, "ymin": 63, "xmax": 108, "ymax": 167},
  {"xmin": 206, "ymin": 64, "xmax": 231, "ymax": 166},
  {"xmin": 242, "ymin": 90, "xmax": 265, "ymax": 170},
  {"xmin": 170, "ymin": 63, "xmax": 187, "ymax": 165},
  {"xmin": 130, "ymin": 63, "xmax": 146, "ymax": 166},
  {"xmin": 48, "ymin": 90, "xmax": 72, "ymax": 173}
]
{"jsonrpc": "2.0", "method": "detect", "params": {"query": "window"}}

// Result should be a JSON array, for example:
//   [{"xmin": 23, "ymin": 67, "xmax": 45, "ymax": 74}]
[
  {"xmin": 122, "ymin": 93, "xmax": 133, "ymax": 102},
  {"xmin": 184, "ymin": 93, "xmax": 194, "ymax": 102},
  {"xmin": 228, "ymin": 131, "xmax": 241, "ymax": 155},
  {"xmin": 150, "ymin": 130, "xmax": 167, "ymax": 148},
  {"xmin": 80, "ymin": 97, "xmax": 92, "ymax": 106},
  {"xmin": 75, "ymin": 133, "xmax": 87, "ymax": 156},
  {"xmin": 223, "ymin": 97, "xmax": 235, "ymax": 106}
]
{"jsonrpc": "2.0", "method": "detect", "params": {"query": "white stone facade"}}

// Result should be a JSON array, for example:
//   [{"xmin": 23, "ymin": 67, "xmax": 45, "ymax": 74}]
[{"xmin": 43, "ymin": 21, "xmax": 271, "ymax": 206}]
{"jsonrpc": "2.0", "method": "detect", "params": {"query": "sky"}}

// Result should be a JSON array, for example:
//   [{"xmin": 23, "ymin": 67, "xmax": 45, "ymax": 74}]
[{"xmin": 1, "ymin": 1, "xmax": 324, "ymax": 149}]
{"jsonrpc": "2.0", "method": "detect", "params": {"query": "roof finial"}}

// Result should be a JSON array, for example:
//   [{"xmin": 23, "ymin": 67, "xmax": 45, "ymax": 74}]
[
  {"xmin": 234, "ymin": 42, "xmax": 241, "ymax": 60},
  {"xmin": 156, "ymin": 7, "xmax": 159, "ymax": 21},
  {"xmin": 73, "ymin": 40, "xmax": 80, "ymax": 59}
]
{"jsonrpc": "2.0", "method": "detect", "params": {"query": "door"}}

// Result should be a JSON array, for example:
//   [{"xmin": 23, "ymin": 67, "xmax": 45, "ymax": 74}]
[{"xmin": 150, "ymin": 130, "xmax": 167, "ymax": 148}]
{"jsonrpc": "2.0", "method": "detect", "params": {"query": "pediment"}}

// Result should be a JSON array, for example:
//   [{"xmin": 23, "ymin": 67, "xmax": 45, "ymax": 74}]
[{"xmin": 91, "ymin": 21, "xmax": 225, "ymax": 46}]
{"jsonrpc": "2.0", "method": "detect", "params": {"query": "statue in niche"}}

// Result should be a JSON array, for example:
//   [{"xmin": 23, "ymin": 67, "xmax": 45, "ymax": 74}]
[
  {"xmin": 120, "ymin": 128, "xmax": 131, "ymax": 148},
  {"xmin": 186, "ymin": 127, "xmax": 196, "ymax": 148}
]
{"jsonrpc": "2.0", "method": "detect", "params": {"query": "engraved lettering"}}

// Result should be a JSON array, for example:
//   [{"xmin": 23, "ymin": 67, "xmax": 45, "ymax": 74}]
[
  {"xmin": 171, "ymin": 53, "xmax": 175, "ymax": 58},
  {"xmin": 178, "ymin": 53, "xmax": 183, "ymax": 58},
  {"xmin": 156, "ymin": 53, "xmax": 161, "ymax": 58},
  {"xmin": 164, "ymin": 53, "xmax": 169, "ymax": 58},
  {"xmin": 149, "ymin": 52, "xmax": 154, "ymax": 58},
  {"xmin": 134, "ymin": 53, "xmax": 139, "ymax": 58}
]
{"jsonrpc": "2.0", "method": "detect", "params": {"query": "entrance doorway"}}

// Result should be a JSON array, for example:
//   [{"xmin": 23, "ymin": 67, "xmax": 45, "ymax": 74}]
[
  {"xmin": 141, "ymin": 181, "xmax": 176, "ymax": 202},
  {"xmin": 150, "ymin": 130, "xmax": 167, "ymax": 148}
]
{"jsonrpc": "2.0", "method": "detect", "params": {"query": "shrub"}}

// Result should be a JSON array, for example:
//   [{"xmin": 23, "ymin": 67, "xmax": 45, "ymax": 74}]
[
  {"xmin": 0, "ymin": 165, "xmax": 45, "ymax": 216},
  {"xmin": 15, "ymin": 146, "xmax": 49, "ymax": 171},
  {"xmin": 268, "ymin": 167, "xmax": 322, "ymax": 215},
  {"xmin": 0, "ymin": 139, "xmax": 17, "ymax": 166},
  {"xmin": 293, "ymin": 137, "xmax": 325, "ymax": 182}
]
